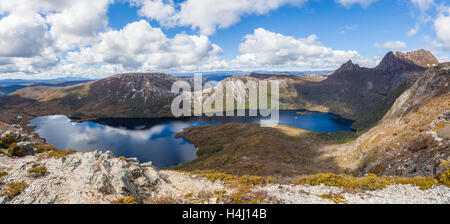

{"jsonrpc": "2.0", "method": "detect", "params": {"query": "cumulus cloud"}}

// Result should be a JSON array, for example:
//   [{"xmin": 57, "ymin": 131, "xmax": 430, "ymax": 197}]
[
  {"xmin": 335, "ymin": 0, "xmax": 378, "ymax": 8},
  {"xmin": 133, "ymin": 0, "xmax": 306, "ymax": 35},
  {"xmin": 230, "ymin": 28, "xmax": 378, "ymax": 70},
  {"xmin": 0, "ymin": 14, "xmax": 50, "ymax": 58},
  {"xmin": 134, "ymin": 0, "xmax": 176, "ymax": 22},
  {"xmin": 374, "ymin": 41, "xmax": 407, "ymax": 50},
  {"xmin": 46, "ymin": 0, "xmax": 111, "ymax": 51},
  {"xmin": 0, "ymin": 0, "xmax": 113, "ymax": 78},
  {"xmin": 433, "ymin": 8, "xmax": 450, "ymax": 50},
  {"xmin": 67, "ymin": 20, "xmax": 223, "ymax": 71}
]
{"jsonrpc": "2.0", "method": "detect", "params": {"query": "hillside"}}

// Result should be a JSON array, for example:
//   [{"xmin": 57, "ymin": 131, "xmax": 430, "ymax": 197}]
[
  {"xmin": 0, "ymin": 73, "xmax": 195, "ymax": 120},
  {"xmin": 175, "ymin": 62, "xmax": 449, "ymax": 179}
]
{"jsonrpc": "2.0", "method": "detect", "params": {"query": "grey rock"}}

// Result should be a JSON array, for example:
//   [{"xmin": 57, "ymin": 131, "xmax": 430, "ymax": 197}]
[
  {"xmin": 0, "ymin": 196, "xmax": 8, "ymax": 204},
  {"xmin": 17, "ymin": 142, "xmax": 37, "ymax": 155},
  {"xmin": 40, "ymin": 194, "xmax": 57, "ymax": 204}
]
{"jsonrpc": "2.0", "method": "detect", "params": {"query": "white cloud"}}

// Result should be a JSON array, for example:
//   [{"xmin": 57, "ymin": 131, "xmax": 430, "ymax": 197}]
[
  {"xmin": 135, "ymin": 0, "xmax": 176, "ymax": 22},
  {"xmin": 406, "ymin": 0, "xmax": 434, "ymax": 37},
  {"xmin": 374, "ymin": 41, "xmax": 407, "ymax": 50},
  {"xmin": 46, "ymin": 0, "xmax": 112, "ymax": 51},
  {"xmin": 407, "ymin": 24, "xmax": 420, "ymax": 36},
  {"xmin": 230, "ymin": 28, "xmax": 378, "ymax": 70},
  {"xmin": 133, "ymin": 0, "xmax": 306, "ymax": 35},
  {"xmin": 336, "ymin": 0, "xmax": 378, "ymax": 8},
  {"xmin": 0, "ymin": 14, "xmax": 50, "ymax": 58},
  {"xmin": 67, "ymin": 20, "xmax": 223, "ymax": 71},
  {"xmin": 410, "ymin": 0, "xmax": 434, "ymax": 12},
  {"xmin": 0, "ymin": 0, "xmax": 113, "ymax": 78},
  {"xmin": 433, "ymin": 8, "xmax": 450, "ymax": 50},
  {"xmin": 340, "ymin": 24, "xmax": 358, "ymax": 35}
]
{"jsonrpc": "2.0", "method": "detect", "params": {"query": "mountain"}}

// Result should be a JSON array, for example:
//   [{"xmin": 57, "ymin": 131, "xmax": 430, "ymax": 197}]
[
  {"xmin": 0, "ymin": 73, "xmax": 194, "ymax": 120},
  {"xmin": 352, "ymin": 62, "xmax": 449, "ymax": 176},
  {"xmin": 174, "ymin": 62, "xmax": 449, "ymax": 179},
  {"xmin": 0, "ymin": 50, "xmax": 439, "ymax": 123},
  {"xmin": 201, "ymin": 50, "xmax": 435, "ymax": 120}
]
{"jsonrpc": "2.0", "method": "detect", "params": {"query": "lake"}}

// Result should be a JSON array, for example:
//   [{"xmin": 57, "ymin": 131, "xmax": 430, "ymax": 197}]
[{"xmin": 28, "ymin": 110, "xmax": 354, "ymax": 168}]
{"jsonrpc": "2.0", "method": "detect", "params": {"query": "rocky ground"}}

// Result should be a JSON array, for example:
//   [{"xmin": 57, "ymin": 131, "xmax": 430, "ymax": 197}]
[{"xmin": 0, "ymin": 129, "xmax": 449, "ymax": 204}]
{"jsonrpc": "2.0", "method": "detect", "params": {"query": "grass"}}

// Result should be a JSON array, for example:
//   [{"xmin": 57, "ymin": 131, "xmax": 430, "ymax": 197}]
[
  {"xmin": 185, "ymin": 170, "xmax": 275, "ymax": 187},
  {"xmin": 182, "ymin": 170, "xmax": 275, "ymax": 204},
  {"xmin": 318, "ymin": 193, "xmax": 347, "ymax": 204},
  {"xmin": 2, "ymin": 181, "xmax": 29, "ymax": 198},
  {"xmin": 6, "ymin": 143, "xmax": 26, "ymax": 157},
  {"xmin": 316, "ymin": 131, "xmax": 359, "ymax": 145},
  {"xmin": 172, "ymin": 123, "xmax": 344, "ymax": 177},
  {"xmin": 110, "ymin": 196, "xmax": 138, "ymax": 204},
  {"xmin": 0, "ymin": 171, "xmax": 7, "ymax": 178},
  {"xmin": 440, "ymin": 160, "xmax": 450, "ymax": 170},
  {"xmin": 36, "ymin": 146, "xmax": 77, "ymax": 160},
  {"xmin": 0, "ymin": 134, "xmax": 16, "ymax": 149},
  {"xmin": 297, "ymin": 173, "xmax": 443, "ymax": 191},
  {"xmin": 0, "ymin": 134, "xmax": 24, "ymax": 158},
  {"xmin": 27, "ymin": 166, "xmax": 47, "ymax": 178},
  {"xmin": 439, "ymin": 170, "xmax": 450, "ymax": 187},
  {"xmin": 34, "ymin": 144, "xmax": 57, "ymax": 153}
]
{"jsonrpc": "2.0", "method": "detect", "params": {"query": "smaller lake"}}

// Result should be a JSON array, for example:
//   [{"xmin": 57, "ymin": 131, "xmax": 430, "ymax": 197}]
[{"xmin": 29, "ymin": 110, "xmax": 354, "ymax": 168}]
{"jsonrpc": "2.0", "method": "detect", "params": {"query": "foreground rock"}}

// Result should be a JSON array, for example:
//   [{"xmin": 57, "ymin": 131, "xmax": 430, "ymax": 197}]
[
  {"xmin": 0, "ymin": 151, "xmax": 449, "ymax": 204},
  {"xmin": 0, "ymin": 151, "xmax": 166, "ymax": 204}
]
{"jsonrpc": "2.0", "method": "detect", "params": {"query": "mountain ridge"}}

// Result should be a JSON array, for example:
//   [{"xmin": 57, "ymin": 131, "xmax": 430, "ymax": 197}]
[{"xmin": 0, "ymin": 50, "xmax": 440, "ymax": 123}]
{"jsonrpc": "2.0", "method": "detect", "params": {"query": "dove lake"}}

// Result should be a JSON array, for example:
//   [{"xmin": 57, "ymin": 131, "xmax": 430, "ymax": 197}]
[{"xmin": 28, "ymin": 110, "xmax": 354, "ymax": 168}]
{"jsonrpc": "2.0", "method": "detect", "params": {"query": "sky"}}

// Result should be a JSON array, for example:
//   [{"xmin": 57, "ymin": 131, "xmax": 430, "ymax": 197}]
[{"xmin": 0, "ymin": 0, "xmax": 449, "ymax": 79}]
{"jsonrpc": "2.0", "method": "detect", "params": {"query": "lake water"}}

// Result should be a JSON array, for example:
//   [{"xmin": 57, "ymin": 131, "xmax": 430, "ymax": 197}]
[{"xmin": 28, "ymin": 110, "xmax": 354, "ymax": 168}]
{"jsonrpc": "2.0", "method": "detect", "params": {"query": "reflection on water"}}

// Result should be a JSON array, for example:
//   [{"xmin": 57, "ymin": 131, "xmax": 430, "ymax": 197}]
[{"xmin": 29, "ymin": 110, "xmax": 354, "ymax": 168}]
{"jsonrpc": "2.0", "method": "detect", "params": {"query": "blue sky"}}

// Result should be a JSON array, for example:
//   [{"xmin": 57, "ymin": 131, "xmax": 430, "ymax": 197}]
[
  {"xmin": 107, "ymin": 0, "xmax": 447, "ymax": 59},
  {"xmin": 0, "ymin": 0, "xmax": 449, "ymax": 79}
]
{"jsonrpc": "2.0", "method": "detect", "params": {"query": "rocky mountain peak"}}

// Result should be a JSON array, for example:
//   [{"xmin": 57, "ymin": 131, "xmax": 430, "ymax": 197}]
[
  {"xmin": 375, "ymin": 50, "xmax": 437, "ymax": 72},
  {"xmin": 394, "ymin": 49, "xmax": 439, "ymax": 68},
  {"xmin": 335, "ymin": 60, "xmax": 363, "ymax": 73}
]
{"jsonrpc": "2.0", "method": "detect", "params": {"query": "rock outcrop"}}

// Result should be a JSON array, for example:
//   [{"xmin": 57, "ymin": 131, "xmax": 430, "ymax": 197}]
[
  {"xmin": 395, "ymin": 49, "xmax": 439, "ymax": 68},
  {"xmin": 0, "ymin": 150, "xmax": 164, "ymax": 204}
]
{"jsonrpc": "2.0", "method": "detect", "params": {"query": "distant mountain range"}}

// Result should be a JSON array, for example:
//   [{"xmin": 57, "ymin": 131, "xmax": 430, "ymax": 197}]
[{"xmin": 0, "ymin": 77, "xmax": 93, "ymax": 96}]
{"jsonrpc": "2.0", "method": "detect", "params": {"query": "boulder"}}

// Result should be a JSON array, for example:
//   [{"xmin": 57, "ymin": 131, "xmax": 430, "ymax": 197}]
[
  {"xmin": 17, "ymin": 142, "xmax": 37, "ymax": 155},
  {"xmin": 1, "ymin": 130, "xmax": 18, "ymax": 139}
]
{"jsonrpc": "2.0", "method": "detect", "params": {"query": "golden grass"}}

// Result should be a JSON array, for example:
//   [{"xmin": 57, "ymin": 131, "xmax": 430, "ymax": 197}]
[
  {"xmin": 185, "ymin": 170, "xmax": 275, "ymax": 187},
  {"xmin": 182, "ymin": 170, "xmax": 275, "ymax": 204},
  {"xmin": 27, "ymin": 166, "xmax": 47, "ymax": 178},
  {"xmin": 110, "ymin": 196, "xmax": 138, "ymax": 204},
  {"xmin": 36, "ymin": 147, "xmax": 77, "ymax": 160},
  {"xmin": 439, "ymin": 170, "xmax": 450, "ymax": 187},
  {"xmin": 2, "ymin": 182, "xmax": 29, "ymax": 198},
  {"xmin": 318, "ymin": 193, "xmax": 347, "ymax": 204},
  {"xmin": 6, "ymin": 143, "xmax": 26, "ymax": 157},
  {"xmin": 297, "ymin": 173, "xmax": 441, "ymax": 191}
]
